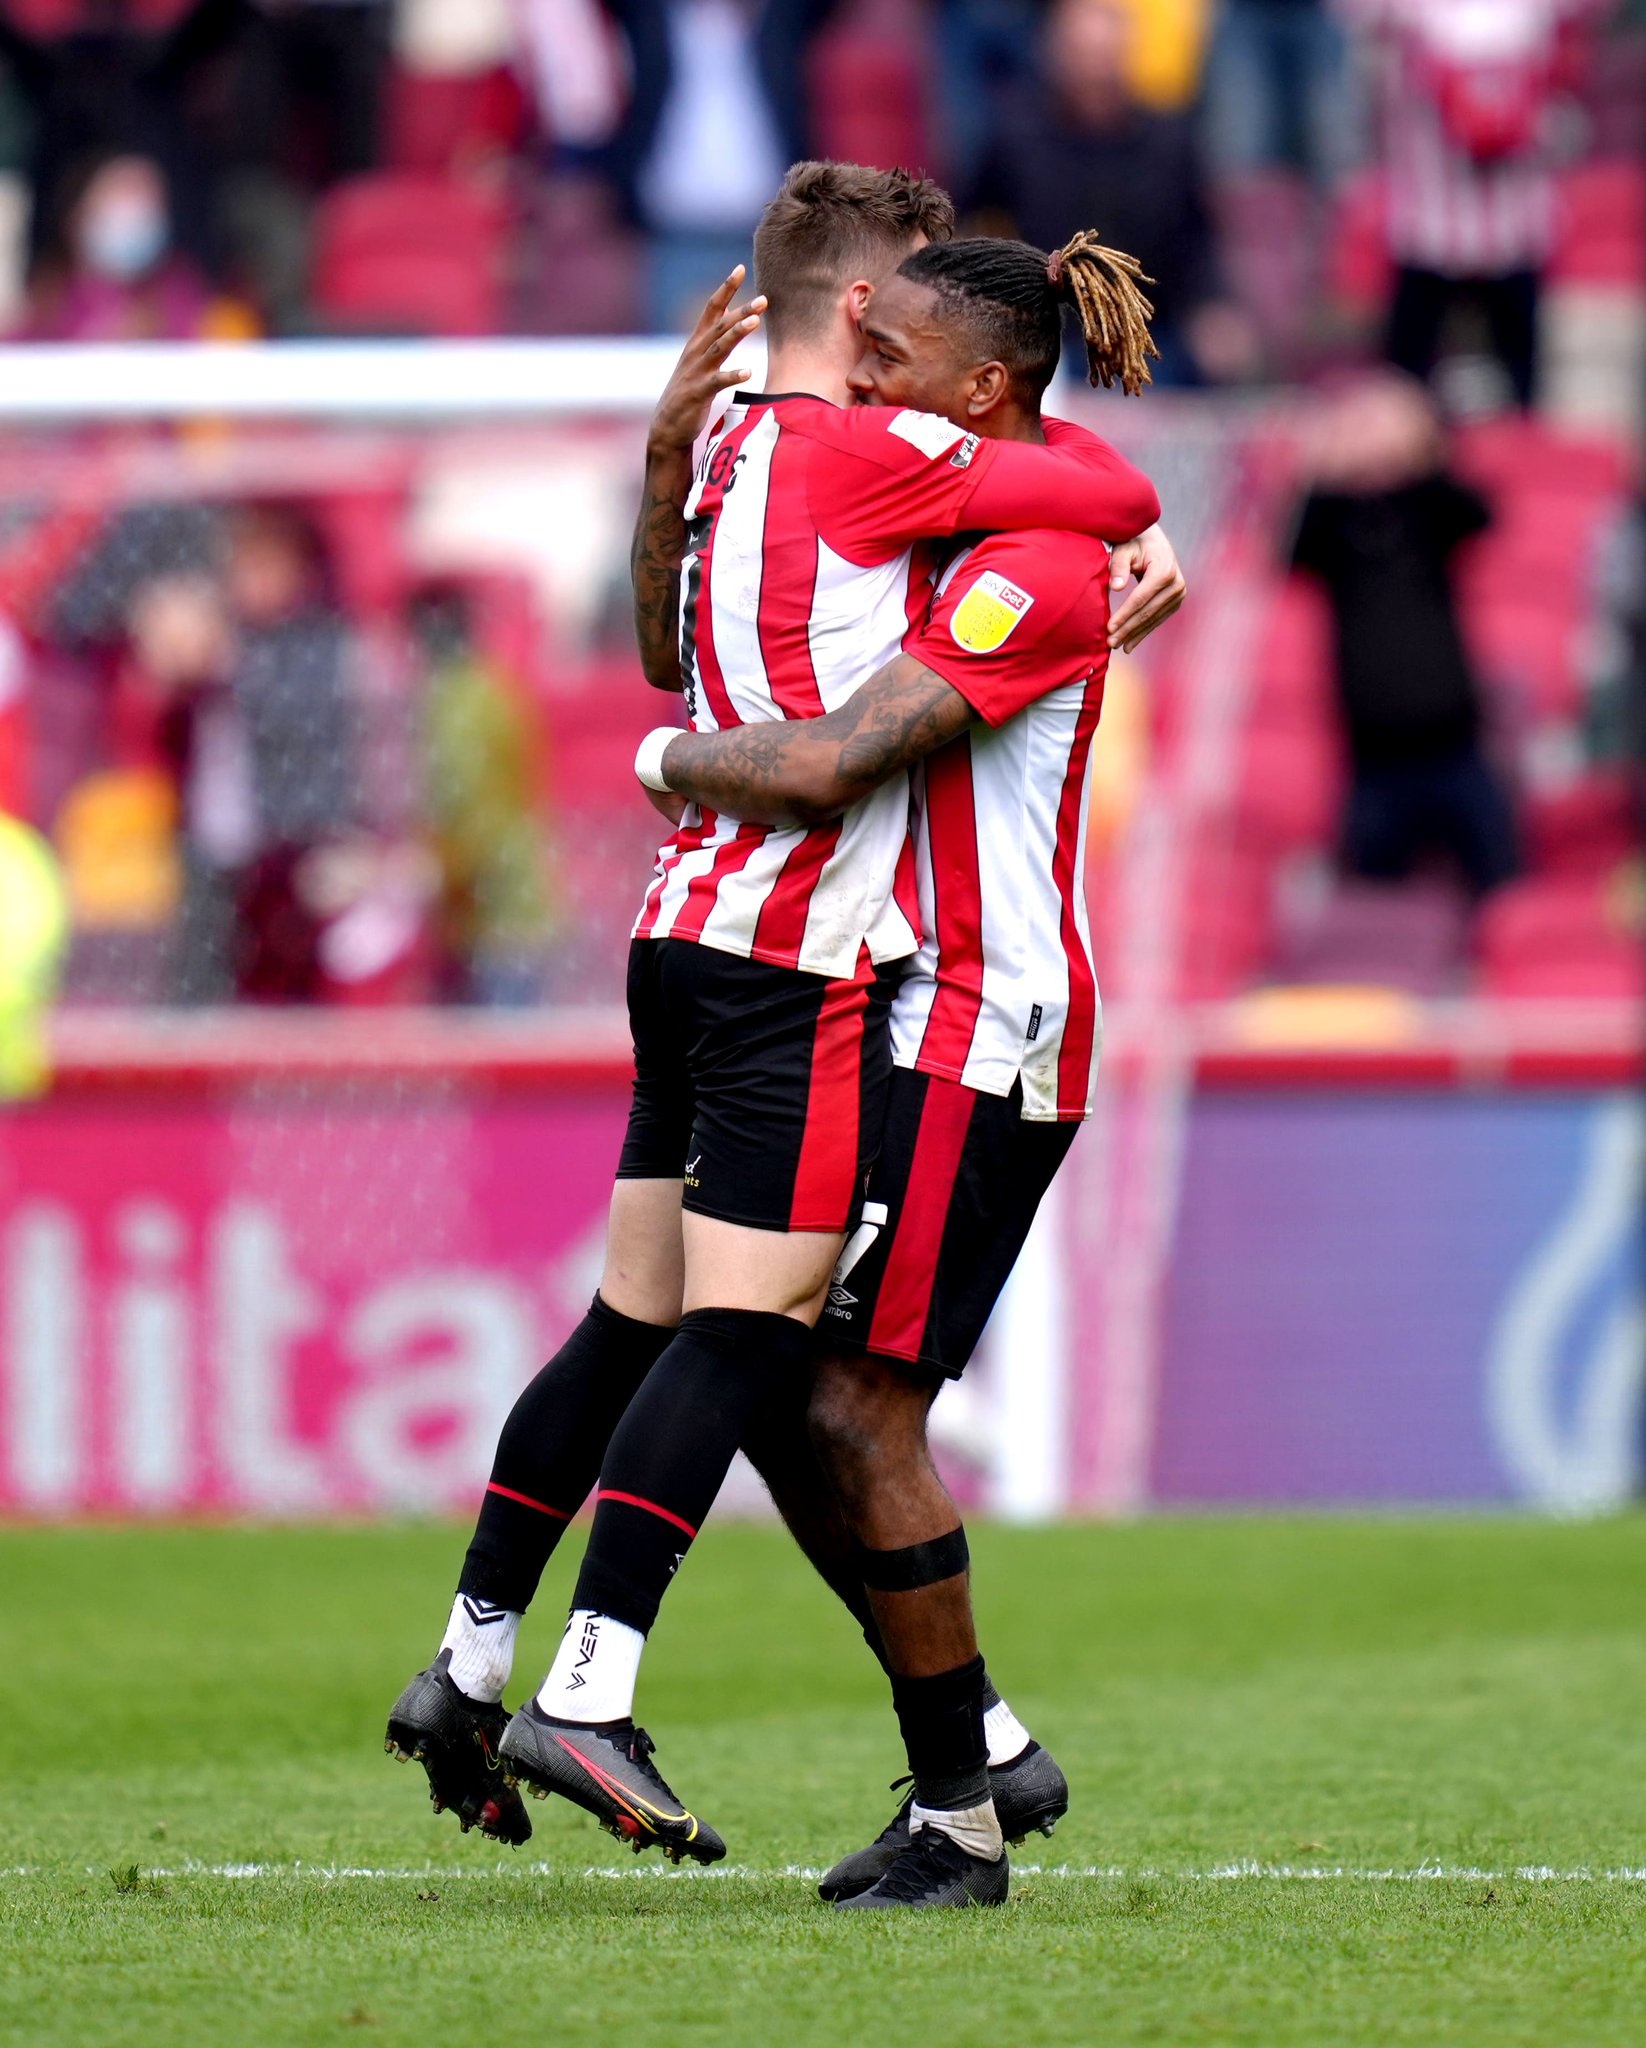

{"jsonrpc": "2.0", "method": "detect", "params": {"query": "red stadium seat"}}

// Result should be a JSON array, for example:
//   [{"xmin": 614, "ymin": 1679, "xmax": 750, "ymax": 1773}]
[
  {"xmin": 1522, "ymin": 771, "xmax": 1641, "ymax": 877},
  {"xmin": 1235, "ymin": 720, "xmax": 1341, "ymax": 854},
  {"xmin": 1476, "ymin": 873, "xmax": 1642, "ymax": 999},
  {"xmin": 1175, "ymin": 838, "xmax": 1277, "ymax": 1000},
  {"xmin": 1481, "ymin": 949, "xmax": 1645, "ymax": 1000},
  {"xmin": 313, "ymin": 174, "xmax": 508, "ymax": 337},
  {"xmin": 6, "ymin": 0, "xmax": 186, "ymax": 25},
  {"xmin": 386, "ymin": 66, "xmax": 527, "ymax": 176},
  {"xmin": 1323, "ymin": 172, "xmax": 1393, "ymax": 318},
  {"xmin": 1451, "ymin": 417, "xmax": 1634, "ymax": 500},
  {"xmin": 1457, "ymin": 486, "xmax": 1620, "ymax": 601},
  {"xmin": 1274, "ymin": 881, "xmax": 1469, "ymax": 996},
  {"xmin": 1464, "ymin": 596, "xmax": 1583, "ymax": 720},
  {"xmin": 1248, "ymin": 577, "xmax": 1334, "ymax": 726},
  {"xmin": 1551, "ymin": 161, "xmax": 1646, "ymax": 286},
  {"xmin": 808, "ymin": 0, "xmax": 931, "ymax": 171}
]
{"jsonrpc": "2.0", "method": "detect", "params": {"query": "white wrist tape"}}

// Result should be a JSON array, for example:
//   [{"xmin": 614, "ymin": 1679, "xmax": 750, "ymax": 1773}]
[{"xmin": 634, "ymin": 727, "xmax": 679, "ymax": 793}]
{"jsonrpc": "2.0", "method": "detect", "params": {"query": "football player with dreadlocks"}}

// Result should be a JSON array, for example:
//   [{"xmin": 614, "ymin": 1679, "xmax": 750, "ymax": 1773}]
[{"xmin": 626, "ymin": 228, "xmax": 1174, "ymax": 1907}]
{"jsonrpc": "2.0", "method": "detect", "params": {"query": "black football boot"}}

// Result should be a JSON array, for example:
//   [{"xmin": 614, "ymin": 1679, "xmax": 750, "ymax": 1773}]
[
  {"xmin": 384, "ymin": 1649, "xmax": 532, "ymax": 1846},
  {"xmin": 819, "ymin": 1739, "xmax": 1067, "ymax": 1901},
  {"xmin": 499, "ymin": 1699, "xmax": 726, "ymax": 1865},
  {"xmin": 833, "ymin": 1825, "xmax": 1009, "ymax": 1910}
]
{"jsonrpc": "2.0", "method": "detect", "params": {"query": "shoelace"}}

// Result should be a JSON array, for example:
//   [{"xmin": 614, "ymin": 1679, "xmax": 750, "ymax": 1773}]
[
  {"xmin": 870, "ymin": 1777, "xmax": 916, "ymax": 1849},
  {"xmin": 624, "ymin": 1725, "xmax": 679, "ymax": 1799},
  {"xmin": 873, "ymin": 1828, "xmax": 980, "ymax": 1903}
]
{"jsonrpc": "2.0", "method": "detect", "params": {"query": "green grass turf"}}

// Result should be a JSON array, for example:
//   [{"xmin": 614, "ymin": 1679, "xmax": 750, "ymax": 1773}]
[{"xmin": 2, "ymin": 1517, "xmax": 1644, "ymax": 2046}]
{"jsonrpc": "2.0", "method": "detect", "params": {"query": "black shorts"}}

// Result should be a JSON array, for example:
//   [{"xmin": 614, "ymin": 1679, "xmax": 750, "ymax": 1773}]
[
  {"xmin": 818, "ymin": 1068, "xmax": 1079, "ymax": 1377},
  {"xmin": 616, "ymin": 936, "xmax": 901, "ymax": 1234}
]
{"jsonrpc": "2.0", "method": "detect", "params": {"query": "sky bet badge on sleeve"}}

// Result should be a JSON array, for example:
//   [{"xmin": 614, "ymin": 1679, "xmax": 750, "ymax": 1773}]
[{"xmin": 950, "ymin": 570, "xmax": 1035, "ymax": 653}]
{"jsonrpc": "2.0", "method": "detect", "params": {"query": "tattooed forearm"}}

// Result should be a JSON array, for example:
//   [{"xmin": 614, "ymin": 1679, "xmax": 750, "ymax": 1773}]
[
  {"xmin": 631, "ymin": 444, "xmax": 694, "ymax": 693},
  {"xmin": 661, "ymin": 657, "xmax": 976, "ymax": 825}
]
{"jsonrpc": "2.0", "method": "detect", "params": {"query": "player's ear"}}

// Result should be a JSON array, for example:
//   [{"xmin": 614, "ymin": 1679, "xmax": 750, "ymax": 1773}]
[
  {"xmin": 966, "ymin": 361, "xmax": 1011, "ymax": 419},
  {"xmin": 844, "ymin": 279, "xmax": 875, "ymax": 329}
]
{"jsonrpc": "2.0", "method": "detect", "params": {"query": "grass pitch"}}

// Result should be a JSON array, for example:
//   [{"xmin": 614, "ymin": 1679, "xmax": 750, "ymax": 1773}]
[{"xmin": 2, "ymin": 1516, "xmax": 1643, "ymax": 2047}]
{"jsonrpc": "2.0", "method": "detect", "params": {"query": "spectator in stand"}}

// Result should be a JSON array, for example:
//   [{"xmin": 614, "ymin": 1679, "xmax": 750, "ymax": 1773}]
[
  {"xmin": 1291, "ymin": 371, "xmax": 1520, "ymax": 899},
  {"xmin": 209, "ymin": 0, "xmax": 393, "ymax": 331},
  {"xmin": 1203, "ymin": 0, "xmax": 1353, "ymax": 184},
  {"xmin": 124, "ymin": 566, "xmax": 247, "ymax": 1001},
  {"xmin": 933, "ymin": 0, "xmax": 1039, "ymax": 189},
  {"xmin": 411, "ymin": 582, "xmax": 552, "ymax": 1006},
  {"xmin": 121, "ymin": 529, "xmax": 365, "ymax": 1004},
  {"xmin": 223, "ymin": 0, "xmax": 391, "ymax": 187},
  {"xmin": 0, "ymin": 0, "xmax": 243, "ymax": 281},
  {"xmin": 512, "ymin": 0, "xmax": 628, "ymax": 171},
  {"xmin": 1342, "ymin": 0, "xmax": 1602, "ymax": 410},
  {"xmin": 217, "ymin": 505, "xmax": 361, "ymax": 999},
  {"xmin": 603, "ymin": 0, "xmax": 839, "ymax": 330},
  {"xmin": 508, "ymin": 0, "xmax": 644, "ymax": 332},
  {"xmin": 968, "ymin": 0, "xmax": 1259, "ymax": 383},
  {"xmin": 24, "ymin": 150, "xmax": 251, "ymax": 339}
]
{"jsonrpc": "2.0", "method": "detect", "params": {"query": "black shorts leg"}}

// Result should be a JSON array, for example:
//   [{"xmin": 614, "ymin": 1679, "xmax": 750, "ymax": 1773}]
[
  {"xmin": 820, "ymin": 1070, "xmax": 1079, "ymax": 1378},
  {"xmin": 615, "ymin": 937, "xmax": 695, "ymax": 1181},
  {"xmin": 656, "ymin": 939, "xmax": 901, "ymax": 1234}
]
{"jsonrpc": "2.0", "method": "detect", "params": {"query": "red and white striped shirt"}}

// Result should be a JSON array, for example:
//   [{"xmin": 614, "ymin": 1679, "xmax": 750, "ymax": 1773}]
[
  {"xmin": 892, "ymin": 527, "xmax": 1112, "ymax": 1122},
  {"xmin": 1348, "ymin": 0, "xmax": 1596, "ymax": 276},
  {"xmin": 634, "ymin": 395, "xmax": 1157, "ymax": 980}
]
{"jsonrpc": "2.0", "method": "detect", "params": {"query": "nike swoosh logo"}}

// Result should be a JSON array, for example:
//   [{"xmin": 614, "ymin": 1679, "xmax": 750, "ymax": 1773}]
[{"xmin": 554, "ymin": 1735, "xmax": 696, "ymax": 1835}]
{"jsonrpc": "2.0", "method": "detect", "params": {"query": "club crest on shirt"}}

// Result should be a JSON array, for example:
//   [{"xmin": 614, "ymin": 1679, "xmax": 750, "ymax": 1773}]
[{"xmin": 950, "ymin": 571, "xmax": 1035, "ymax": 653}]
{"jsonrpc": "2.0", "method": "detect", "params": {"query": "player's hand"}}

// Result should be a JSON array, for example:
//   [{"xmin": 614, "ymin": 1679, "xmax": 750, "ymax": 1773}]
[
  {"xmin": 1108, "ymin": 523, "xmax": 1185, "ymax": 653},
  {"xmin": 647, "ymin": 266, "xmax": 767, "ymax": 456}
]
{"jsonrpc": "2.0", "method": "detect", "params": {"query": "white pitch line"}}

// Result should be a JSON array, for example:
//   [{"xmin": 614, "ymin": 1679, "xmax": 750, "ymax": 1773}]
[{"xmin": 14, "ymin": 1862, "xmax": 1646, "ymax": 1884}]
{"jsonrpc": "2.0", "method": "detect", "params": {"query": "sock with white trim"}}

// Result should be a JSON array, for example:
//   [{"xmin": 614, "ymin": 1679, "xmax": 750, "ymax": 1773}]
[
  {"xmin": 438, "ymin": 1594, "xmax": 521, "ymax": 1705},
  {"xmin": 535, "ymin": 1609, "xmax": 647, "ymax": 1725}
]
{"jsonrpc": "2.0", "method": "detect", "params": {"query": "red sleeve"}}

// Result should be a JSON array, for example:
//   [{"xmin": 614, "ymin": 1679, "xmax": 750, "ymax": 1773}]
[
  {"xmin": 906, "ymin": 529, "xmax": 1111, "ymax": 728},
  {"xmin": 962, "ymin": 416, "xmax": 1160, "ymax": 546},
  {"xmin": 782, "ymin": 401, "xmax": 1160, "ymax": 564}
]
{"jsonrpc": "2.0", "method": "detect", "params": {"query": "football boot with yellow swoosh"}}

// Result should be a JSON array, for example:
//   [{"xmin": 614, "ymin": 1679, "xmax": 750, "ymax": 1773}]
[{"xmin": 499, "ymin": 1700, "xmax": 726, "ymax": 1864}]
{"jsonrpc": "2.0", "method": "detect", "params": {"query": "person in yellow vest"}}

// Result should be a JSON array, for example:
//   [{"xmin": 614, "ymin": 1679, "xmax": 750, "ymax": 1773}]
[{"xmin": 0, "ymin": 813, "xmax": 69, "ymax": 1100}]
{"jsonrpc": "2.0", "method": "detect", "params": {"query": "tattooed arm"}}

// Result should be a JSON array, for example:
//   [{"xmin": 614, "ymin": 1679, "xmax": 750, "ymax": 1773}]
[
  {"xmin": 631, "ymin": 268, "xmax": 766, "ymax": 692},
  {"xmin": 631, "ymin": 443, "xmax": 693, "ymax": 692},
  {"xmin": 657, "ymin": 656, "xmax": 976, "ymax": 826}
]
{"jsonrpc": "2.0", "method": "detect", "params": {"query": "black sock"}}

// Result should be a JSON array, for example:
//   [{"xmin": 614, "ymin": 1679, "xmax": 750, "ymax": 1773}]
[
  {"xmin": 739, "ymin": 1372, "xmax": 889, "ymax": 1663},
  {"xmin": 457, "ymin": 1294, "xmax": 674, "ymax": 1612},
  {"xmin": 572, "ymin": 1307, "xmax": 815, "ymax": 1633},
  {"xmin": 890, "ymin": 1654, "xmax": 989, "ymax": 1813}
]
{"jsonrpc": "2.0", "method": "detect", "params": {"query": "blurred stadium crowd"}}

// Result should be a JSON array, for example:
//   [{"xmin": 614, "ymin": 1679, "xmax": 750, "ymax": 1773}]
[
  {"xmin": 0, "ymin": 0, "xmax": 1638, "ymax": 363},
  {"xmin": 0, "ymin": 0, "xmax": 1640, "ymax": 1025}
]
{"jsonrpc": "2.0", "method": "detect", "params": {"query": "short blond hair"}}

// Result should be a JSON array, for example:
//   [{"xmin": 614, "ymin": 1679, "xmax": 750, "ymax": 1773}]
[{"xmin": 753, "ymin": 161, "xmax": 954, "ymax": 346}]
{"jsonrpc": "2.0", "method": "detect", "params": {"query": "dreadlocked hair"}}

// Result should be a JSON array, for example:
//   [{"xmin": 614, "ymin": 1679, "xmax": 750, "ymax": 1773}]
[
  {"xmin": 898, "ymin": 232, "xmax": 1158, "ymax": 399},
  {"xmin": 1048, "ymin": 230, "xmax": 1159, "ymax": 395}
]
